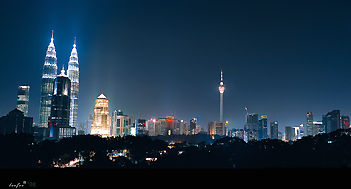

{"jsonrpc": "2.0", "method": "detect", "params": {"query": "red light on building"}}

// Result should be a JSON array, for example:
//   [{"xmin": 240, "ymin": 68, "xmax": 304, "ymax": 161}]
[{"xmin": 167, "ymin": 118, "xmax": 173, "ymax": 123}]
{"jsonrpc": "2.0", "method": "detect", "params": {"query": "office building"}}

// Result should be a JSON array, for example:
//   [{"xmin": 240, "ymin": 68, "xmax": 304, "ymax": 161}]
[
  {"xmin": 48, "ymin": 67, "xmax": 76, "ymax": 140},
  {"xmin": 39, "ymin": 31, "xmax": 58, "ymax": 128},
  {"xmin": 16, "ymin": 85, "xmax": 30, "ymax": 116},
  {"xmin": 229, "ymin": 128, "xmax": 245, "ymax": 140},
  {"xmin": 305, "ymin": 112, "xmax": 314, "ymax": 136},
  {"xmin": 245, "ymin": 113, "xmax": 259, "ymax": 141},
  {"xmin": 322, "ymin": 110, "xmax": 340, "ymax": 133},
  {"xmin": 270, "ymin": 121, "xmax": 278, "ymax": 139},
  {"xmin": 111, "ymin": 109, "xmax": 134, "ymax": 137},
  {"xmin": 137, "ymin": 119, "xmax": 146, "ymax": 135},
  {"xmin": 312, "ymin": 121, "xmax": 325, "ymax": 135},
  {"xmin": 258, "ymin": 115, "xmax": 268, "ymax": 140},
  {"xmin": 67, "ymin": 38, "xmax": 79, "ymax": 129},
  {"xmin": 285, "ymin": 126, "xmax": 298, "ymax": 142},
  {"xmin": 341, "ymin": 116, "xmax": 350, "ymax": 129},
  {"xmin": 90, "ymin": 93, "xmax": 111, "ymax": 137},
  {"xmin": 189, "ymin": 118, "xmax": 197, "ymax": 135},
  {"xmin": 146, "ymin": 119, "xmax": 156, "ymax": 136},
  {"xmin": 208, "ymin": 121, "xmax": 228, "ymax": 136}
]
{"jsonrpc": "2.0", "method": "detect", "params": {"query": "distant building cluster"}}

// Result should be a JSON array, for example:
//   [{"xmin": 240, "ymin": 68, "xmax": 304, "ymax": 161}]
[
  {"xmin": 0, "ymin": 31, "xmax": 349, "ymax": 144},
  {"xmin": 88, "ymin": 93, "xmax": 203, "ymax": 137}
]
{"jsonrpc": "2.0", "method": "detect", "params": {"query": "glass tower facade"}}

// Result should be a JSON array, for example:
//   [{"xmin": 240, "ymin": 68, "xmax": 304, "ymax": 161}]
[
  {"xmin": 49, "ymin": 68, "xmax": 71, "ymax": 128},
  {"xmin": 39, "ymin": 32, "xmax": 58, "ymax": 128},
  {"xmin": 16, "ymin": 85, "xmax": 30, "ymax": 116},
  {"xmin": 67, "ymin": 39, "xmax": 79, "ymax": 129}
]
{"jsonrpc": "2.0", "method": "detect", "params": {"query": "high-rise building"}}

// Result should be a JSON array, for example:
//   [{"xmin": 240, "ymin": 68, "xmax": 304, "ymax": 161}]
[
  {"xmin": 285, "ymin": 126, "xmax": 301, "ymax": 141},
  {"xmin": 67, "ymin": 38, "xmax": 79, "ymax": 129},
  {"xmin": 174, "ymin": 120, "xmax": 182, "ymax": 135},
  {"xmin": 48, "ymin": 67, "xmax": 76, "ymax": 140},
  {"xmin": 39, "ymin": 31, "xmax": 58, "ymax": 128},
  {"xmin": 90, "ymin": 93, "xmax": 111, "ymax": 137},
  {"xmin": 322, "ymin": 110, "xmax": 340, "ymax": 133},
  {"xmin": 16, "ymin": 85, "xmax": 30, "ymax": 116},
  {"xmin": 189, "ymin": 118, "xmax": 197, "ymax": 135},
  {"xmin": 270, "ymin": 121, "xmax": 278, "ymax": 139},
  {"xmin": 229, "ymin": 128, "xmax": 245, "ymax": 140},
  {"xmin": 85, "ymin": 114, "xmax": 93, "ymax": 134},
  {"xmin": 312, "ymin": 121, "xmax": 325, "ymax": 135},
  {"xmin": 111, "ymin": 109, "xmax": 134, "ymax": 137},
  {"xmin": 182, "ymin": 120, "xmax": 189, "ymax": 135},
  {"xmin": 258, "ymin": 115, "xmax": 268, "ymax": 140},
  {"xmin": 137, "ymin": 119, "xmax": 146, "ymax": 136},
  {"xmin": 0, "ymin": 109, "xmax": 33, "ymax": 135},
  {"xmin": 341, "ymin": 116, "xmax": 350, "ymax": 129},
  {"xmin": 245, "ymin": 113, "xmax": 259, "ymax": 141},
  {"xmin": 305, "ymin": 112, "xmax": 314, "ymax": 136},
  {"xmin": 218, "ymin": 70, "xmax": 225, "ymax": 121},
  {"xmin": 146, "ymin": 119, "xmax": 156, "ymax": 136},
  {"xmin": 208, "ymin": 121, "xmax": 228, "ymax": 136},
  {"xmin": 285, "ymin": 126, "xmax": 295, "ymax": 142}
]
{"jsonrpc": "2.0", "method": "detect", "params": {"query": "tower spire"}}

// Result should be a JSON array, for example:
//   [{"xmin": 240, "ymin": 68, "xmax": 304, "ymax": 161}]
[
  {"xmin": 73, "ymin": 36, "xmax": 76, "ymax": 48},
  {"xmin": 51, "ymin": 30, "xmax": 54, "ymax": 43},
  {"xmin": 60, "ymin": 64, "xmax": 65, "ymax": 76},
  {"xmin": 221, "ymin": 69, "xmax": 223, "ymax": 82}
]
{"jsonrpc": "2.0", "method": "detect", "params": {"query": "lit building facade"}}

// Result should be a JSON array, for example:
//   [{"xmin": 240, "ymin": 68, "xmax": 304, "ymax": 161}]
[
  {"xmin": 137, "ymin": 119, "xmax": 146, "ymax": 135},
  {"xmin": 48, "ymin": 67, "xmax": 76, "ymax": 140},
  {"xmin": 208, "ymin": 121, "xmax": 228, "ymax": 136},
  {"xmin": 312, "ymin": 121, "xmax": 325, "ymax": 135},
  {"xmin": 90, "ymin": 93, "xmax": 111, "ymax": 137},
  {"xmin": 39, "ymin": 31, "xmax": 58, "ymax": 128},
  {"xmin": 245, "ymin": 113, "xmax": 259, "ymax": 141},
  {"xmin": 270, "ymin": 121, "xmax": 278, "ymax": 139},
  {"xmin": 322, "ymin": 110, "xmax": 340, "ymax": 134},
  {"xmin": 111, "ymin": 109, "xmax": 134, "ymax": 137},
  {"xmin": 341, "ymin": 116, "xmax": 350, "ymax": 129},
  {"xmin": 16, "ymin": 85, "xmax": 30, "ymax": 116},
  {"xmin": 146, "ymin": 119, "xmax": 156, "ymax": 136},
  {"xmin": 189, "ymin": 118, "xmax": 197, "ymax": 135},
  {"xmin": 229, "ymin": 128, "xmax": 245, "ymax": 140},
  {"xmin": 67, "ymin": 38, "xmax": 79, "ymax": 129},
  {"xmin": 306, "ymin": 112, "xmax": 314, "ymax": 136},
  {"xmin": 258, "ymin": 115, "xmax": 268, "ymax": 140}
]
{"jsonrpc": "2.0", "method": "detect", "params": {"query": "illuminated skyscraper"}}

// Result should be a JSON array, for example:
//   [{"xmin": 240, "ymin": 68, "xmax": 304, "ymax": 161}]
[
  {"xmin": 48, "ymin": 66, "xmax": 76, "ymax": 139},
  {"xmin": 322, "ymin": 110, "xmax": 340, "ymax": 133},
  {"xmin": 208, "ymin": 121, "xmax": 228, "ymax": 136},
  {"xmin": 341, "ymin": 116, "xmax": 350, "ymax": 129},
  {"xmin": 270, "ymin": 121, "xmax": 278, "ymax": 139},
  {"xmin": 111, "ymin": 109, "xmax": 134, "ymax": 137},
  {"xmin": 16, "ymin": 85, "xmax": 30, "ymax": 116},
  {"xmin": 258, "ymin": 115, "xmax": 268, "ymax": 140},
  {"xmin": 189, "ymin": 118, "xmax": 197, "ymax": 135},
  {"xmin": 90, "ymin": 93, "xmax": 111, "ymax": 137},
  {"xmin": 218, "ymin": 70, "xmax": 225, "ymax": 121},
  {"xmin": 306, "ymin": 112, "xmax": 314, "ymax": 136},
  {"xmin": 245, "ymin": 113, "xmax": 259, "ymax": 141},
  {"xmin": 67, "ymin": 38, "xmax": 79, "ymax": 129},
  {"xmin": 39, "ymin": 31, "xmax": 58, "ymax": 128}
]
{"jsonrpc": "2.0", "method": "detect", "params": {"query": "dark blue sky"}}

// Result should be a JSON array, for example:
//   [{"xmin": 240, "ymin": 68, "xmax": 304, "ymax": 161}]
[{"xmin": 1, "ymin": 0, "xmax": 350, "ymax": 131}]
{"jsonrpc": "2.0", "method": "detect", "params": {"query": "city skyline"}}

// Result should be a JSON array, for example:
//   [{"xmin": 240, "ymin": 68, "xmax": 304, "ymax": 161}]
[{"xmin": 1, "ymin": 0, "xmax": 351, "ymax": 132}]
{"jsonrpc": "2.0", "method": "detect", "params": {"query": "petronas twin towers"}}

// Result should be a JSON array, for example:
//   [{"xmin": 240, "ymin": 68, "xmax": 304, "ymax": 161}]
[{"xmin": 38, "ymin": 31, "xmax": 79, "ymax": 129}]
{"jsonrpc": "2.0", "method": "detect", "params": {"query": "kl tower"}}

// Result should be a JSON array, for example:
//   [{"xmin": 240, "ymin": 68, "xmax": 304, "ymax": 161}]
[{"xmin": 218, "ymin": 70, "xmax": 225, "ymax": 121}]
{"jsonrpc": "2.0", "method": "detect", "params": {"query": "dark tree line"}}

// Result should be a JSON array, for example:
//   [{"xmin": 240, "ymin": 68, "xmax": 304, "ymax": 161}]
[{"xmin": 1, "ymin": 129, "xmax": 351, "ymax": 168}]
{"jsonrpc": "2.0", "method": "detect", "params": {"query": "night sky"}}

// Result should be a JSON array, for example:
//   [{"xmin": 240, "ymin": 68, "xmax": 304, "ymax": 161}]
[{"xmin": 1, "ymin": 0, "xmax": 351, "ymax": 131}]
